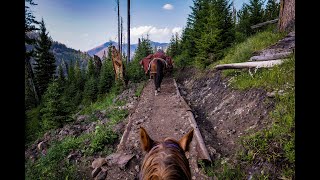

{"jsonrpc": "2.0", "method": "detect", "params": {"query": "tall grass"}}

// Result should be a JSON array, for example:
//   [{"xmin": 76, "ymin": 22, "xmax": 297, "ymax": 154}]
[{"xmin": 209, "ymin": 30, "xmax": 286, "ymax": 69}]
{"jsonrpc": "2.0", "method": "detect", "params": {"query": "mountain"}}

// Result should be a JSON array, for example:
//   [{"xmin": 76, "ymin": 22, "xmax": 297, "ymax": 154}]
[
  {"xmin": 26, "ymin": 32, "xmax": 92, "ymax": 75},
  {"xmin": 86, "ymin": 41, "xmax": 169, "ymax": 60}
]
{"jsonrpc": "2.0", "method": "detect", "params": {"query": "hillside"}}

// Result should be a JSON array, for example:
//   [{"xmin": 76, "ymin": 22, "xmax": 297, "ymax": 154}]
[
  {"xmin": 26, "ymin": 32, "xmax": 92, "ymax": 75},
  {"xmin": 86, "ymin": 41, "xmax": 169, "ymax": 59},
  {"xmin": 175, "ymin": 30, "xmax": 295, "ymax": 179},
  {"xmin": 25, "ymin": 29, "xmax": 295, "ymax": 180}
]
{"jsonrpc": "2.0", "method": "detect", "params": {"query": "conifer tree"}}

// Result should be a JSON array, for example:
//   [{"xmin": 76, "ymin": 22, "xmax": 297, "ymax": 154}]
[
  {"xmin": 98, "ymin": 58, "xmax": 114, "ymax": 95},
  {"xmin": 40, "ymin": 80, "xmax": 72, "ymax": 130},
  {"xmin": 25, "ymin": 0, "xmax": 40, "ymax": 106},
  {"xmin": 33, "ymin": 18, "xmax": 56, "ymax": 98},
  {"xmin": 265, "ymin": 0, "xmax": 280, "ymax": 20},
  {"xmin": 126, "ymin": 37, "xmax": 152, "ymax": 82}
]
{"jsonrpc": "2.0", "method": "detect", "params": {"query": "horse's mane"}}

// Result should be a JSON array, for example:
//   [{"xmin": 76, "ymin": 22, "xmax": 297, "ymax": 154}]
[{"xmin": 140, "ymin": 139, "xmax": 191, "ymax": 180}]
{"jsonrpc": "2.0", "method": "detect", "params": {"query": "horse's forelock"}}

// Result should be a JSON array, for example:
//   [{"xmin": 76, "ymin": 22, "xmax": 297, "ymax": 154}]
[{"xmin": 140, "ymin": 140, "xmax": 191, "ymax": 180}]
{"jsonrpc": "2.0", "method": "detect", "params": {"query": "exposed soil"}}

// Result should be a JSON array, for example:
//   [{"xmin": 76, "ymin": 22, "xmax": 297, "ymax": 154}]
[
  {"xmin": 175, "ymin": 68, "xmax": 276, "ymax": 177},
  {"xmin": 104, "ymin": 76, "xmax": 209, "ymax": 179}
]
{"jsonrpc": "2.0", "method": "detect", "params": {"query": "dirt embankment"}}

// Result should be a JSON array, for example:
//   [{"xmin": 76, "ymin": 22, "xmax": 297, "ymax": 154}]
[{"xmin": 175, "ymin": 68, "xmax": 275, "ymax": 173}]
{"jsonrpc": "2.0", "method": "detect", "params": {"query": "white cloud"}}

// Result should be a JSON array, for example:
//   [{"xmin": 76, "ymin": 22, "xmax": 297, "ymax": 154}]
[
  {"xmin": 172, "ymin": 27, "xmax": 182, "ymax": 35},
  {"xmin": 163, "ymin": 4, "xmax": 174, "ymax": 10},
  {"xmin": 130, "ymin": 26, "xmax": 182, "ymax": 43}
]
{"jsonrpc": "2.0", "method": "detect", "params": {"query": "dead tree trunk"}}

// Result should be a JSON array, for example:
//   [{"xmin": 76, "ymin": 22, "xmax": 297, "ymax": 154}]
[
  {"xmin": 278, "ymin": 0, "xmax": 295, "ymax": 32},
  {"xmin": 117, "ymin": 0, "xmax": 121, "ymax": 56},
  {"xmin": 127, "ymin": 0, "xmax": 130, "ymax": 64},
  {"xmin": 120, "ymin": 16, "xmax": 123, "ymax": 59}
]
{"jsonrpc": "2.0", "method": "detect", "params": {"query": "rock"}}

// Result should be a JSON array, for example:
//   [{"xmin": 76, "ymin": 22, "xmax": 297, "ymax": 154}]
[
  {"xmin": 37, "ymin": 141, "xmax": 47, "ymax": 151},
  {"xmin": 77, "ymin": 115, "xmax": 89, "ymax": 122},
  {"xmin": 67, "ymin": 152, "xmax": 79, "ymax": 161},
  {"xmin": 92, "ymin": 158, "xmax": 107, "ymax": 169},
  {"xmin": 92, "ymin": 167, "xmax": 101, "ymax": 178},
  {"xmin": 181, "ymin": 89, "xmax": 187, "ymax": 96},
  {"xmin": 208, "ymin": 146, "xmax": 216, "ymax": 157},
  {"xmin": 95, "ymin": 170, "xmax": 107, "ymax": 180},
  {"xmin": 135, "ymin": 165, "xmax": 140, "ymax": 172},
  {"xmin": 105, "ymin": 153, "xmax": 135, "ymax": 169}
]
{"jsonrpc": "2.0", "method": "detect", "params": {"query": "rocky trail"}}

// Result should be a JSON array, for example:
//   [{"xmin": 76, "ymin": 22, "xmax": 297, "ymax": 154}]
[{"xmin": 92, "ymin": 77, "xmax": 212, "ymax": 179}]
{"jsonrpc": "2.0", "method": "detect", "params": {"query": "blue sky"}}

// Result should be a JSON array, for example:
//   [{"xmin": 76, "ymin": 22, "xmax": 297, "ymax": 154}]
[{"xmin": 31, "ymin": 0, "xmax": 250, "ymax": 52}]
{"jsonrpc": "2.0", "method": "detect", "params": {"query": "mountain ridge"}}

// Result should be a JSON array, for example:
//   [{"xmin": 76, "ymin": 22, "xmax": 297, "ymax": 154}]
[{"xmin": 86, "ymin": 41, "xmax": 170, "ymax": 59}]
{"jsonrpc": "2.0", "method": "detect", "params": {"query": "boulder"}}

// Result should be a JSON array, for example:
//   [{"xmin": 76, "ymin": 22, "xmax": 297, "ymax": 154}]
[
  {"xmin": 92, "ymin": 158, "xmax": 107, "ymax": 169},
  {"xmin": 105, "ymin": 152, "xmax": 135, "ymax": 169}
]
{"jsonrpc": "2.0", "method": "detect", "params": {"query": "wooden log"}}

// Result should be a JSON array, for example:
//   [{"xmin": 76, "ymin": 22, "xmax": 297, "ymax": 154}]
[
  {"xmin": 173, "ymin": 79, "xmax": 212, "ymax": 163},
  {"xmin": 214, "ymin": 59, "xmax": 285, "ymax": 70},
  {"xmin": 249, "ymin": 51, "xmax": 292, "ymax": 61},
  {"xmin": 251, "ymin": 19, "xmax": 279, "ymax": 29}
]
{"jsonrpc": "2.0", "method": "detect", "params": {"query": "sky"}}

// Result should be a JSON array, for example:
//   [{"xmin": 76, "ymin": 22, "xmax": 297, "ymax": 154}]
[{"xmin": 31, "ymin": 0, "xmax": 250, "ymax": 52}]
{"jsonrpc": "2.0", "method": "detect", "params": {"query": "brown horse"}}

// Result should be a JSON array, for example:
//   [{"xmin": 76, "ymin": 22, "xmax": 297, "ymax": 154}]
[
  {"xmin": 139, "ymin": 127, "xmax": 194, "ymax": 180},
  {"xmin": 149, "ymin": 58, "xmax": 167, "ymax": 95}
]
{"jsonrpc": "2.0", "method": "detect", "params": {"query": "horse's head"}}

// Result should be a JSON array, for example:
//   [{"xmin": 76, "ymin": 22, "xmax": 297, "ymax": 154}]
[{"xmin": 139, "ymin": 127, "xmax": 194, "ymax": 180}]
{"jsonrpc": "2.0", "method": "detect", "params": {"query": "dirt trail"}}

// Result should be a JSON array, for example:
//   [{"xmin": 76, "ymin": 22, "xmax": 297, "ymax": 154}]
[{"xmin": 105, "ymin": 77, "xmax": 210, "ymax": 179}]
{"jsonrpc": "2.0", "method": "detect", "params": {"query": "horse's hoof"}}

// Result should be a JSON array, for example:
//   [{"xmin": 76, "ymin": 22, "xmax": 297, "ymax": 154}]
[{"xmin": 155, "ymin": 90, "xmax": 158, "ymax": 96}]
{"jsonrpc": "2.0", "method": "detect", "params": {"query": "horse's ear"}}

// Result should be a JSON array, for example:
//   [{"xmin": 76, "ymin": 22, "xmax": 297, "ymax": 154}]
[
  {"xmin": 179, "ymin": 128, "xmax": 194, "ymax": 152},
  {"xmin": 140, "ymin": 127, "xmax": 154, "ymax": 152}
]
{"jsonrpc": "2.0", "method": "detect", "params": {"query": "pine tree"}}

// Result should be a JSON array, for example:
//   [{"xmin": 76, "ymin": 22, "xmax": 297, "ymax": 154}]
[
  {"xmin": 237, "ymin": 4, "xmax": 251, "ymax": 36},
  {"xmin": 248, "ymin": 0, "xmax": 265, "ymax": 24},
  {"xmin": 33, "ymin": 18, "xmax": 57, "ymax": 98},
  {"xmin": 167, "ymin": 33, "xmax": 181, "ymax": 58},
  {"xmin": 40, "ymin": 81, "xmax": 72, "ymax": 130},
  {"xmin": 25, "ymin": 0, "xmax": 40, "ymax": 106},
  {"xmin": 98, "ymin": 58, "xmax": 114, "ymax": 95},
  {"xmin": 86, "ymin": 58, "xmax": 95, "ymax": 78},
  {"xmin": 194, "ymin": 0, "xmax": 235, "ymax": 68},
  {"xmin": 265, "ymin": 0, "xmax": 280, "ymax": 20},
  {"xmin": 57, "ymin": 64, "xmax": 65, "ymax": 87},
  {"xmin": 126, "ymin": 37, "xmax": 152, "ymax": 82},
  {"xmin": 83, "ymin": 76, "xmax": 98, "ymax": 103}
]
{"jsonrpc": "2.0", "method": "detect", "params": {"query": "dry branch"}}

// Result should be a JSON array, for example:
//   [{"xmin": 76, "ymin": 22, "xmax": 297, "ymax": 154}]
[
  {"xmin": 214, "ymin": 59, "xmax": 285, "ymax": 70},
  {"xmin": 251, "ymin": 19, "xmax": 279, "ymax": 29}
]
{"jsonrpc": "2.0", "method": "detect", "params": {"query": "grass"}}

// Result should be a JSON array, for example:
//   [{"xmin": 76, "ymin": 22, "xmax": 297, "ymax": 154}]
[
  {"xmin": 197, "ymin": 29, "xmax": 295, "ymax": 179},
  {"xmin": 199, "ymin": 159, "xmax": 245, "ymax": 179},
  {"xmin": 25, "ymin": 78, "xmax": 147, "ymax": 179},
  {"xmin": 208, "ymin": 29, "xmax": 286, "ymax": 69},
  {"xmin": 25, "ymin": 83, "xmax": 132, "ymax": 179},
  {"xmin": 25, "ymin": 106, "xmax": 45, "ymax": 146},
  {"xmin": 25, "ymin": 115, "xmax": 122, "ymax": 179},
  {"xmin": 228, "ymin": 57, "xmax": 295, "ymax": 178},
  {"xmin": 135, "ymin": 81, "xmax": 146, "ymax": 97},
  {"xmin": 25, "ymin": 135, "xmax": 88, "ymax": 180}
]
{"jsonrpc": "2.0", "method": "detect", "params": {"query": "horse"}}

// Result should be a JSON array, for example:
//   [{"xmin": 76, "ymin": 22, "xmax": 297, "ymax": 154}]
[
  {"xmin": 139, "ymin": 127, "xmax": 194, "ymax": 180},
  {"xmin": 149, "ymin": 58, "xmax": 167, "ymax": 95}
]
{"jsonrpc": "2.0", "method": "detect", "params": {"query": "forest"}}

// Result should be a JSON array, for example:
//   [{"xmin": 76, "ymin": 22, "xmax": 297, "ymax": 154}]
[{"xmin": 25, "ymin": 0, "xmax": 295, "ymax": 179}]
